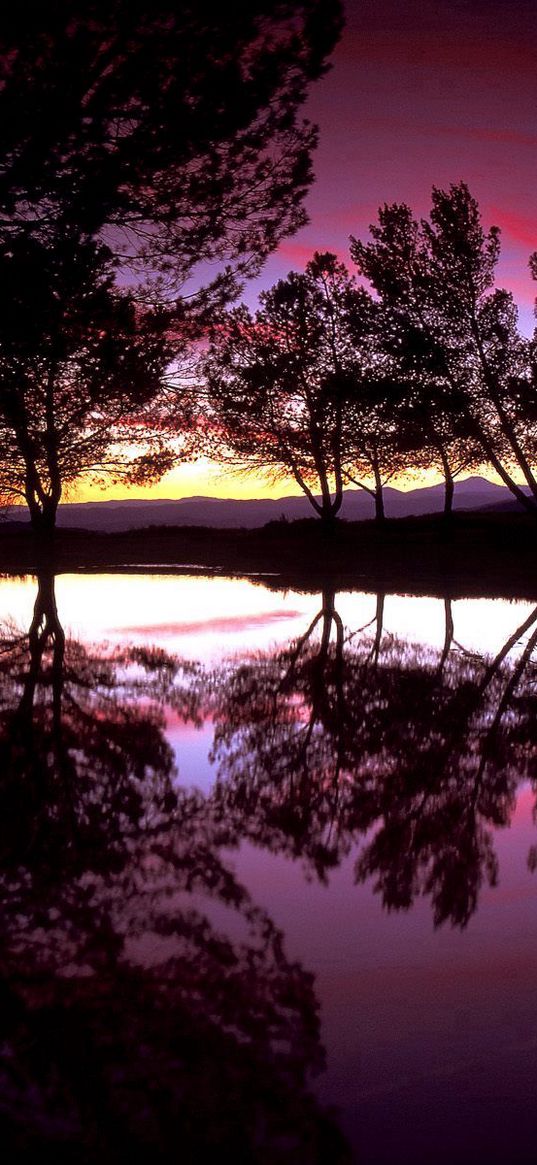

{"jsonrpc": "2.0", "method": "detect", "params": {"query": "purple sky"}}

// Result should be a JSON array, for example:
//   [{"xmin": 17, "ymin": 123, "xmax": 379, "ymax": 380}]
[
  {"xmin": 86, "ymin": 0, "xmax": 537, "ymax": 499},
  {"xmin": 253, "ymin": 0, "xmax": 537, "ymax": 334}
]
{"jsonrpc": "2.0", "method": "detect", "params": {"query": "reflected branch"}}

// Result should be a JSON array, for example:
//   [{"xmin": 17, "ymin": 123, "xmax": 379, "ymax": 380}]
[
  {"xmin": 0, "ymin": 574, "xmax": 349, "ymax": 1162},
  {"xmin": 208, "ymin": 591, "xmax": 537, "ymax": 926}
]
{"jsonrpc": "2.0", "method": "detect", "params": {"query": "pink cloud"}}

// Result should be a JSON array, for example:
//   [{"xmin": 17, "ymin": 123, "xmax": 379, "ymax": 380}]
[
  {"xmin": 121, "ymin": 610, "xmax": 303, "ymax": 636},
  {"xmin": 488, "ymin": 207, "xmax": 537, "ymax": 249},
  {"xmin": 276, "ymin": 240, "xmax": 350, "ymax": 269},
  {"xmin": 440, "ymin": 126, "xmax": 537, "ymax": 149}
]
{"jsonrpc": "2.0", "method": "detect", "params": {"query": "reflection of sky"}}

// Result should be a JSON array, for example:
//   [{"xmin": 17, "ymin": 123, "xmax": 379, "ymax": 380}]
[
  {"xmin": 0, "ymin": 573, "xmax": 535, "ymax": 661},
  {"xmin": 3, "ymin": 571, "xmax": 537, "ymax": 806},
  {"xmin": 0, "ymin": 573, "xmax": 315, "ymax": 661},
  {"xmin": 166, "ymin": 716, "xmax": 214, "ymax": 794},
  {"xmin": 230, "ymin": 789, "xmax": 537, "ymax": 1161},
  {"xmin": 3, "ymin": 569, "xmax": 537, "ymax": 1157}
]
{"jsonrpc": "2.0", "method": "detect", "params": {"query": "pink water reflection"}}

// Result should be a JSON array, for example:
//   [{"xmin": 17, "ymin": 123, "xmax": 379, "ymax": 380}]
[{"xmin": 3, "ymin": 571, "xmax": 537, "ymax": 1162}]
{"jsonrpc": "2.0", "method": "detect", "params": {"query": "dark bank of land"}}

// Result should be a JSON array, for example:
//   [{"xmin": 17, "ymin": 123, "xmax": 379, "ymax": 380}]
[{"xmin": 2, "ymin": 512, "xmax": 537, "ymax": 600}]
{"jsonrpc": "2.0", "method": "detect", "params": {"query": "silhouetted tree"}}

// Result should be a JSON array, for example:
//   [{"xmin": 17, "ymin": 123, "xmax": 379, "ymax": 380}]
[
  {"xmin": 340, "ymin": 372, "xmax": 422, "ymax": 523},
  {"xmin": 0, "ymin": 2, "xmax": 342, "ymax": 305},
  {"xmin": 375, "ymin": 324, "xmax": 482, "ymax": 517},
  {"xmin": 0, "ymin": 2, "xmax": 343, "ymax": 527},
  {"xmin": 351, "ymin": 183, "xmax": 537, "ymax": 514},
  {"xmin": 0, "ymin": 235, "xmax": 175, "ymax": 534},
  {"xmin": 203, "ymin": 255, "xmax": 356, "ymax": 524},
  {"xmin": 203, "ymin": 252, "xmax": 412, "ymax": 525}
]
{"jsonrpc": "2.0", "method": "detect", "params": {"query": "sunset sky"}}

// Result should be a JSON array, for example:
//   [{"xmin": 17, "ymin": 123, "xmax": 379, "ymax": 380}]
[{"xmin": 81, "ymin": 0, "xmax": 537, "ymax": 503}]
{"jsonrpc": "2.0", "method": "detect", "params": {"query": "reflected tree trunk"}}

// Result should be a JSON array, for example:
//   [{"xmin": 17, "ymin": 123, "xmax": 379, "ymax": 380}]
[
  {"xmin": 371, "ymin": 592, "xmax": 385, "ymax": 664},
  {"xmin": 438, "ymin": 597, "xmax": 454, "ymax": 673},
  {"xmin": 1, "ymin": 570, "xmax": 76, "ymax": 862},
  {"xmin": 475, "ymin": 621, "xmax": 537, "ymax": 791},
  {"xmin": 19, "ymin": 572, "xmax": 65, "ymax": 722},
  {"xmin": 299, "ymin": 590, "xmax": 341, "ymax": 761},
  {"xmin": 479, "ymin": 605, "xmax": 537, "ymax": 695}
]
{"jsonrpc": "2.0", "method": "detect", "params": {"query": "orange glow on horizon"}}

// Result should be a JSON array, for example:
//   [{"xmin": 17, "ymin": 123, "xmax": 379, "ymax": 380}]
[{"xmin": 66, "ymin": 458, "xmax": 516, "ymax": 504}]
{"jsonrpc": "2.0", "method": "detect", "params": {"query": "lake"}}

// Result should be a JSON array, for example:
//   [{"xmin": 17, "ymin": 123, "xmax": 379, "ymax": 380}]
[{"xmin": 1, "ymin": 571, "xmax": 537, "ymax": 1163}]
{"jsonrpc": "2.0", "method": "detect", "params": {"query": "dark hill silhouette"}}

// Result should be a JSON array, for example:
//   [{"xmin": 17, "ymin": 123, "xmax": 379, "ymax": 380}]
[{"xmin": 2, "ymin": 477, "xmax": 530, "ymax": 532}]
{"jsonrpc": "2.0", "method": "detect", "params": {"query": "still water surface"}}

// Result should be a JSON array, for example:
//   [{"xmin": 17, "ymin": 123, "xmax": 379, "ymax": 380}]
[{"xmin": 1, "ymin": 572, "xmax": 537, "ymax": 1163}]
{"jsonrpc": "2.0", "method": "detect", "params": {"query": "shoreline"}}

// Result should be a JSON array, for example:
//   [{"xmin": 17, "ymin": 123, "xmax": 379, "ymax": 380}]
[{"xmin": 1, "ymin": 512, "xmax": 537, "ymax": 600}]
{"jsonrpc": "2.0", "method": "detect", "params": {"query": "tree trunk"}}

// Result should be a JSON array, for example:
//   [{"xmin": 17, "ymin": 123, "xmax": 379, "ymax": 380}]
[
  {"xmin": 30, "ymin": 497, "xmax": 59, "ymax": 534},
  {"xmin": 320, "ymin": 494, "xmax": 340, "ymax": 534},
  {"xmin": 470, "ymin": 313, "xmax": 537, "ymax": 504},
  {"xmin": 444, "ymin": 478, "xmax": 454, "ymax": 517},
  {"xmin": 437, "ymin": 446, "xmax": 454, "ymax": 518},
  {"xmin": 443, "ymin": 472, "xmax": 454, "ymax": 517},
  {"xmin": 28, "ymin": 497, "xmax": 60, "ymax": 573},
  {"xmin": 467, "ymin": 415, "xmax": 537, "ymax": 516},
  {"xmin": 321, "ymin": 509, "xmax": 338, "ymax": 536},
  {"xmin": 372, "ymin": 451, "xmax": 385, "ymax": 524}
]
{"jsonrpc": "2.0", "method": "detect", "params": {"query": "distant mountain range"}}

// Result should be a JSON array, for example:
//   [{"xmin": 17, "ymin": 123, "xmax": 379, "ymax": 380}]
[{"xmin": 2, "ymin": 477, "xmax": 531, "ymax": 532}]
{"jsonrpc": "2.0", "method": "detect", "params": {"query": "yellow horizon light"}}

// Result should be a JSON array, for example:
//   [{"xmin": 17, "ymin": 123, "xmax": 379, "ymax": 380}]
[{"xmin": 62, "ymin": 459, "xmax": 508, "ymax": 505}]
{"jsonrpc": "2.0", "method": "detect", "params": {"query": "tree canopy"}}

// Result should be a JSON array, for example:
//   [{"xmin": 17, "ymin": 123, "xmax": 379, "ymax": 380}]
[
  {"xmin": 0, "ymin": 0, "xmax": 343, "ymax": 308},
  {"xmin": 200, "ymin": 183, "xmax": 537, "ymax": 524},
  {"xmin": 0, "ymin": 1, "xmax": 343, "ymax": 530},
  {"xmin": 203, "ymin": 251, "xmax": 402, "ymax": 523},
  {"xmin": 351, "ymin": 182, "xmax": 537, "ymax": 514},
  {"xmin": 0, "ymin": 233, "xmax": 174, "ymax": 530}
]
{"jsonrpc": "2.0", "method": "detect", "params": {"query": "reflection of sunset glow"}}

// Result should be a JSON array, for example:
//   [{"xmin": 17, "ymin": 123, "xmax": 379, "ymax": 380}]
[
  {"xmin": 232, "ymin": 785, "xmax": 537, "ymax": 1157},
  {"xmin": 3, "ymin": 569, "xmax": 537, "ymax": 1161},
  {"xmin": 1, "ymin": 574, "xmax": 535, "ymax": 662},
  {"xmin": 121, "ymin": 609, "xmax": 303, "ymax": 637},
  {"xmin": 4, "ymin": 2, "xmax": 537, "ymax": 1158}
]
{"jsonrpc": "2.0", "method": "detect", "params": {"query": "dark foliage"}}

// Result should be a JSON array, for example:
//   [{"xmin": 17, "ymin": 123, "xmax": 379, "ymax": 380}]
[
  {"xmin": 352, "ymin": 182, "xmax": 537, "ymax": 514},
  {"xmin": 0, "ymin": 574, "xmax": 350, "ymax": 1163},
  {"xmin": 0, "ymin": 1, "xmax": 342, "ymax": 306},
  {"xmin": 207, "ymin": 591, "xmax": 537, "ymax": 927},
  {"xmin": 0, "ymin": 1, "xmax": 343, "ymax": 530}
]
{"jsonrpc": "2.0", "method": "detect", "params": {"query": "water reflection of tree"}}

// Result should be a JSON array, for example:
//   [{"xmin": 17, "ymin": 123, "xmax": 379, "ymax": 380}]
[
  {"xmin": 209, "ymin": 592, "xmax": 537, "ymax": 926},
  {"xmin": 0, "ymin": 570, "xmax": 196, "ymax": 870},
  {"xmin": 0, "ymin": 575, "xmax": 348, "ymax": 1163}
]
